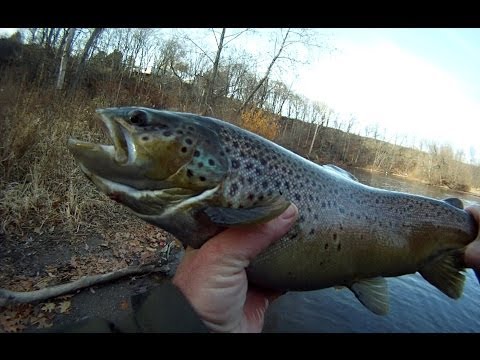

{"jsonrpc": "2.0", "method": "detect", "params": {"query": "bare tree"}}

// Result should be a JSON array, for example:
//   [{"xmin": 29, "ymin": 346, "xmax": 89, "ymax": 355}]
[
  {"xmin": 56, "ymin": 28, "xmax": 76, "ymax": 90},
  {"xmin": 71, "ymin": 28, "xmax": 104, "ymax": 92},
  {"xmin": 238, "ymin": 28, "xmax": 319, "ymax": 113}
]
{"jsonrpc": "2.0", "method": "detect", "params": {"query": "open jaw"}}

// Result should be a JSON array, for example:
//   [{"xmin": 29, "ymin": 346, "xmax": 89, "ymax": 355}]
[{"xmin": 95, "ymin": 110, "xmax": 136, "ymax": 165}]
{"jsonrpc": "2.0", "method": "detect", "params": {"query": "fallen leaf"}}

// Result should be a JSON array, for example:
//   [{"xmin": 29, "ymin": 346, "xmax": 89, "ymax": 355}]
[
  {"xmin": 58, "ymin": 301, "xmax": 71, "ymax": 314},
  {"xmin": 31, "ymin": 314, "xmax": 53, "ymax": 329},
  {"xmin": 41, "ymin": 303, "xmax": 56, "ymax": 313},
  {"xmin": 0, "ymin": 310, "xmax": 26, "ymax": 333}
]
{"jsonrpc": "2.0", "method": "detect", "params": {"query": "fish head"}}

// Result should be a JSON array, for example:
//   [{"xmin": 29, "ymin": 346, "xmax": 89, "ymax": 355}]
[{"xmin": 67, "ymin": 107, "xmax": 229, "ymax": 217}]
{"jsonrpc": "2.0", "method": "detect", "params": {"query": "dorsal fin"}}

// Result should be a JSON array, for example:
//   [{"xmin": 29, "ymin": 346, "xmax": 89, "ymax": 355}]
[
  {"xmin": 443, "ymin": 197, "xmax": 464, "ymax": 209},
  {"xmin": 322, "ymin": 164, "xmax": 359, "ymax": 182}
]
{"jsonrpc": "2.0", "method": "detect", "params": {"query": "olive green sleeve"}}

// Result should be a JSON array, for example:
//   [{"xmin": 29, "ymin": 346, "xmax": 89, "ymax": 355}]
[
  {"xmin": 56, "ymin": 282, "xmax": 209, "ymax": 333},
  {"xmin": 115, "ymin": 282, "xmax": 209, "ymax": 333}
]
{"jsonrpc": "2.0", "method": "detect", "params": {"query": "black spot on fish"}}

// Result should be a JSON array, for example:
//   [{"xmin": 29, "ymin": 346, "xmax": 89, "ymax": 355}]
[
  {"xmin": 294, "ymin": 194, "xmax": 301, "ymax": 201},
  {"xmin": 324, "ymin": 243, "xmax": 329, "ymax": 250},
  {"xmin": 187, "ymin": 169, "xmax": 194, "ymax": 177},
  {"xmin": 375, "ymin": 199, "xmax": 379, "ymax": 204},
  {"xmin": 333, "ymin": 233, "xmax": 337, "ymax": 240},
  {"xmin": 321, "ymin": 201, "xmax": 326, "ymax": 208},
  {"xmin": 176, "ymin": 130, "xmax": 184, "ymax": 135},
  {"xmin": 255, "ymin": 168, "xmax": 262, "ymax": 175},
  {"xmin": 231, "ymin": 159, "xmax": 240, "ymax": 169},
  {"xmin": 230, "ymin": 183, "xmax": 238, "ymax": 196},
  {"xmin": 248, "ymin": 193, "xmax": 254, "ymax": 201},
  {"xmin": 245, "ymin": 162, "xmax": 253, "ymax": 170},
  {"xmin": 181, "ymin": 147, "xmax": 187, "ymax": 153},
  {"xmin": 239, "ymin": 176, "xmax": 245, "ymax": 185},
  {"xmin": 198, "ymin": 162, "xmax": 203, "ymax": 168},
  {"xmin": 309, "ymin": 195, "xmax": 313, "ymax": 201},
  {"xmin": 185, "ymin": 138, "xmax": 193, "ymax": 145},
  {"xmin": 289, "ymin": 232, "xmax": 298, "ymax": 240},
  {"xmin": 258, "ymin": 195, "xmax": 264, "ymax": 201},
  {"xmin": 247, "ymin": 177, "xmax": 253, "ymax": 185},
  {"xmin": 314, "ymin": 214, "xmax": 319, "ymax": 220},
  {"xmin": 337, "ymin": 243, "xmax": 341, "ymax": 251},
  {"xmin": 260, "ymin": 158, "xmax": 267, "ymax": 165},
  {"xmin": 356, "ymin": 214, "xmax": 361, "ymax": 219},
  {"xmin": 188, "ymin": 126, "xmax": 195, "ymax": 132},
  {"xmin": 284, "ymin": 182, "xmax": 290, "ymax": 190},
  {"xmin": 225, "ymin": 147, "xmax": 231, "ymax": 153},
  {"xmin": 339, "ymin": 208, "xmax": 345, "ymax": 214},
  {"xmin": 275, "ymin": 180, "xmax": 281, "ymax": 188},
  {"xmin": 220, "ymin": 151, "xmax": 225, "ymax": 157},
  {"xmin": 141, "ymin": 136, "xmax": 149, "ymax": 141},
  {"xmin": 208, "ymin": 159, "xmax": 215, "ymax": 166},
  {"xmin": 199, "ymin": 176, "xmax": 206, "ymax": 182},
  {"xmin": 194, "ymin": 150, "xmax": 200, "ymax": 157},
  {"xmin": 163, "ymin": 130, "xmax": 172, "ymax": 137},
  {"xmin": 309, "ymin": 229, "xmax": 315, "ymax": 235},
  {"xmin": 360, "ymin": 234, "xmax": 364, "ymax": 240},
  {"xmin": 299, "ymin": 215, "xmax": 305, "ymax": 223}
]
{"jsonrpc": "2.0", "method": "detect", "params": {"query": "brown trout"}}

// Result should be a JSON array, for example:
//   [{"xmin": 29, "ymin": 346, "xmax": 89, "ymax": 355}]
[{"xmin": 67, "ymin": 107, "xmax": 478, "ymax": 315}]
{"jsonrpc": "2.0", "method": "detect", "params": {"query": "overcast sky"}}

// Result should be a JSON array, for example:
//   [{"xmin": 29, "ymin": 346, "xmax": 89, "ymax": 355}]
[{"xmin": 2, "ymin": 28, "xmax": 479, "ymax": 162}]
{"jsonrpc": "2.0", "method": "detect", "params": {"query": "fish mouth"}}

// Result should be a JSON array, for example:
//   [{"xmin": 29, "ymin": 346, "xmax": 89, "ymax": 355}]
[{"xmin": 67, "ymin": 109, "xmax": 136, "ymax": 166}]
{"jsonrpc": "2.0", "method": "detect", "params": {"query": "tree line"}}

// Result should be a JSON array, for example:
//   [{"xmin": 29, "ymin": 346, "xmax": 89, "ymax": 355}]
[{"xmin": 1, "ymin": 28, "xmax": 479, "ymax": 193}]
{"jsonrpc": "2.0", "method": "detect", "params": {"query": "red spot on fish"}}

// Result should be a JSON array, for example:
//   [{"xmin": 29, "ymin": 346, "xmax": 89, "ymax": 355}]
[{"xmin": 109, "ymin": 192, "xmax": 122, "ymax": 203}]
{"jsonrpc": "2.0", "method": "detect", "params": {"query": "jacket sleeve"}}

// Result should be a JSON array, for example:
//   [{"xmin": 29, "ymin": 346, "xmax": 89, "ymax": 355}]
[{"xmin": 57, "ymin": 282, "xmax": 209, "ymax": 333}]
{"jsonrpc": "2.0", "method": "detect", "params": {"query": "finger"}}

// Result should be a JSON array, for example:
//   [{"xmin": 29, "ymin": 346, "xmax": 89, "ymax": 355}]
[
  {"xmin": 465, "ymin": 205, "xmax": 480, "ymax": 227},
  {"xmin": 204, "ymin": 203, "xmax": 298, "ymax": 263},
  {"xmin": 465, "ymin": 205, "xmax": 480, "ymax": 276}
]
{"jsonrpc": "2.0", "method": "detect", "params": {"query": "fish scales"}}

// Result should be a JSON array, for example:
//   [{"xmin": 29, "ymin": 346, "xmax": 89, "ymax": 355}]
[{"xmin": 67, "ymin": 107, "xmax": 479, "ymax": 315}]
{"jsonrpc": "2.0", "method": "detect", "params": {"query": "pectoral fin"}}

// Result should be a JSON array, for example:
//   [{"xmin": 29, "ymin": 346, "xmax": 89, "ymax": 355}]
[
  {"xmin": 203, "ymin": 197, "xmax": 291, "ymax": 226},
  {"xmin": 349, "ymin": 277, "xmax": 389, "ymax": 315},
  {"xmin": 419, "ymin": 249, "xmax": 466, "ymax": 299}
]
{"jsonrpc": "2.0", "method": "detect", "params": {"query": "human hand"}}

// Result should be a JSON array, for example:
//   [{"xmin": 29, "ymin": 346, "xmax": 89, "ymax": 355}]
[
  {"xmin": 172, "ymin": 204, "xmax": 298, "ymax": 333},
  {"xmin": 465, "ymin": 205, "xmax": 480, "ymax": 274}
]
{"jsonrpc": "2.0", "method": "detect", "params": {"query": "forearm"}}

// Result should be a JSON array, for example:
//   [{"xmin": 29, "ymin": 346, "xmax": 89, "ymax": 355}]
[{"xmin": 52, "ymin": 282, "xmax": 209, "ymax": 333}]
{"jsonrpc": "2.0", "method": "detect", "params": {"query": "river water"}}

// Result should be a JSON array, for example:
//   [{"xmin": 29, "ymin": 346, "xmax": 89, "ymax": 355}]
[{"xmin": 263, "ymin": 168, "xmax": 480, "ymax": 333}]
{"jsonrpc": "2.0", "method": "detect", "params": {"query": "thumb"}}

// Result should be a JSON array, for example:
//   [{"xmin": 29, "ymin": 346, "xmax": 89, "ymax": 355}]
[
  {"xmin": 465, "ymin": 205, "xmax": 480, "ymax": 269},
  {"xmin": 204, "ymin": 203, "xmax": 298, "ymax": 264}
]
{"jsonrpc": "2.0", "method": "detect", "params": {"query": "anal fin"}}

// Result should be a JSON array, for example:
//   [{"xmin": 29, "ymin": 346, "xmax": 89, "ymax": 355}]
[
  {"xmin": 349, "ymin": 277, "xmax": 389, "ymax": 315},
  {"xmin": 419, "ymin": 249, "xmax": 466, "ymax": 299}
]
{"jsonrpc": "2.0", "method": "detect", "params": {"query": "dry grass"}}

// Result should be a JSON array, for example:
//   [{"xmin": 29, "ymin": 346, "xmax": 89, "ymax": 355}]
[{"xmin": 0, "ymin": 75, "xmax": 150, "ymax": 238}]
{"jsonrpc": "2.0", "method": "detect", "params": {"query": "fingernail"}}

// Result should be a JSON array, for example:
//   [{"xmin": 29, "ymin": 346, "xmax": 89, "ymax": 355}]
[{"xmin": 281, "ymin": 204, "xmax": 298, "ymax": 221}]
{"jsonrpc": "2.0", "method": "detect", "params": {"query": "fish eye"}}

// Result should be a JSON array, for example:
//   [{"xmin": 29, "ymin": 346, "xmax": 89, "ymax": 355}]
[{"xmin": 129, "ymin": 110, "xmax": 148, "ymax": 126}]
